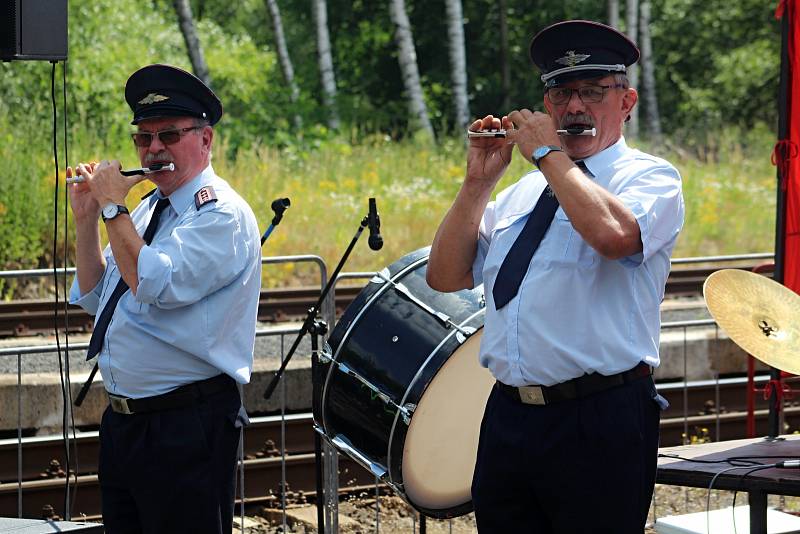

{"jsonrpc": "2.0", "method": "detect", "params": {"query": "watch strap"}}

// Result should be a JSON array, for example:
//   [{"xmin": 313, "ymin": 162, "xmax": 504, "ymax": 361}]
[
  {"xmin": 533, "ymin": 145, "xmax": 563, "ymax": 168},
  {"xmin": 101, "ymin": 204, "xmax": 130, "ymax": 222}
]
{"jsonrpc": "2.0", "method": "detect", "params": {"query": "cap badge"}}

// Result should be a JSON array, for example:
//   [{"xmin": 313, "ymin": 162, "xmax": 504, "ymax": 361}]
[
  {"xmin": 138, "ymin": 93, "xmax": 170, "ymax": 105},
  {"xmin": 555, "ymin": 51, "xmax": 591, "ymax": 67}
]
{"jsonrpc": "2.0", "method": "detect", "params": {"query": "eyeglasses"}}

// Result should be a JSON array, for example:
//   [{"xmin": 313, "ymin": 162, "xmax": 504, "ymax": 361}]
[
  {"xmin": 546, "ymin": 84, "xmax": 626, "ymax": 105},
  {"xmin": 131, "ymin": 126, "xmax": 203, "ymax": 148}
]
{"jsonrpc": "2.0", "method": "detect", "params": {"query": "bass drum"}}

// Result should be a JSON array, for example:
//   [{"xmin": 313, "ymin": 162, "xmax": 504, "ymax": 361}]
[{"xmin": 319, "ymin": 247, "xmax": 495, "ymax": 518}]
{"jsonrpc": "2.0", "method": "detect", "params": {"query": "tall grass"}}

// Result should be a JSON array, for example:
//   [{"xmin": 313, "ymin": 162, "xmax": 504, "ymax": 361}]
[
  {"xmin": 0, "ymin": 125, "xmax": 780, "ymax": 296},
  {"xmin": 215, "ymin": 126, "xmax": 778, "ymax": 286}
]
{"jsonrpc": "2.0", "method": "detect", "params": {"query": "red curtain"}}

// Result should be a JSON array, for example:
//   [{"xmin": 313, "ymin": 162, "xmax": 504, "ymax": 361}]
[{"xmin": 776, "ymin": 0, "xmax": 800, "ymax": 293}]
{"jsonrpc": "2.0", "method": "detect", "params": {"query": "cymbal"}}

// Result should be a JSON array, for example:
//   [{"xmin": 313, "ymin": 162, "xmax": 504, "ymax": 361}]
[{"xmin": 703, "ymin": 269, "xmax": 800, "ymax": 374}]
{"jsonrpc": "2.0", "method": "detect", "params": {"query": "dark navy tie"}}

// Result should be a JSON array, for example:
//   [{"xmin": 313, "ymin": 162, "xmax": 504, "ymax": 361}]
[
  {"xmin": 86, "ymin": 198, "xmax": 170, "ymax": 360},
  {"xmin": 492, "ymin": 162, "xmax": 591, "ymax": 310},
  {"xmin": 492, "ymin": 185, "xmax": 559, "ymax": 310}
]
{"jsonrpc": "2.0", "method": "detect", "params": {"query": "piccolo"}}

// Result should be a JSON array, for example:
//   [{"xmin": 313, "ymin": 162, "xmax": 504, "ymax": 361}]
[
  {"xmin": 557, "ymin": 127, "xmax": 596, "ymax": 136},
  {"xmin": 468, "ymin": 127, "xmax": 597, "ymax": 138},
  {"xmin": 467, "ymin": 129, "xmax": 507, "ymax": 138},
  {"xmin": 66, "ymin": 163, "xmax": 175, "ymax": 184}
]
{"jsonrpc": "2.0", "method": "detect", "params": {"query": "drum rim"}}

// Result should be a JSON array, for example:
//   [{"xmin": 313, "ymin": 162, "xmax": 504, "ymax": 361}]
[
  {"xmin": 320, "ymin": 254, "xmax": 429, "ymax": 438},
  {"xmin": 386, "ymin": 312, "xmax": 485, "ymax": 508}
]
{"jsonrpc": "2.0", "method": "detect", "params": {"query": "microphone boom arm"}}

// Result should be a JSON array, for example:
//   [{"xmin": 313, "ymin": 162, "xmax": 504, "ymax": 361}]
[{"xmin": 263, "ymin": 214, "xmax": 370, "ymax": 400}]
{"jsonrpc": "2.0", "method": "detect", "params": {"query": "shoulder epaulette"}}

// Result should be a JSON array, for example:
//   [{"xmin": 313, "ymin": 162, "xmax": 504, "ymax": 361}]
[{"xmin": 194, "ymin": 186, "xmax": 218, "ymax": 209}]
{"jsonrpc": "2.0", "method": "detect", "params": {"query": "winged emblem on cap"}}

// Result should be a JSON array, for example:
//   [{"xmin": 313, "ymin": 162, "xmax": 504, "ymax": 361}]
[
  {"xmin": 555, "ymin": 51, "xmax": 591, "ymax": 67},
  {"xmin": 138, "ymin": 93, "xmax": 170, "ymax": 105}
]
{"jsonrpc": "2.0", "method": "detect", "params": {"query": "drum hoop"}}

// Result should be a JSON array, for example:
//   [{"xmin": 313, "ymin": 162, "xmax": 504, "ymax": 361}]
[
  {"xmin": 386, "ymin": 309, "xmax": 485, "ymax": 491},
  {"xmin": 320, "ymin": 255, "xmax": 430, "ymax": 436}
]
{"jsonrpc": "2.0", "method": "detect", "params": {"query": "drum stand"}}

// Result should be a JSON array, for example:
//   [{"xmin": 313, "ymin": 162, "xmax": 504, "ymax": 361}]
[{"xmin": 262, "ymin": 209, "xmax": 375, "ymax": 533}]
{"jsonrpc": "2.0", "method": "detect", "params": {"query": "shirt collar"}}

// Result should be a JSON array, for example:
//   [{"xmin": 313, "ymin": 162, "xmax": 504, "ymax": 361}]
[
  {"xmin": 580, "ymin": 136, "xmax": 627, "ymax": 177},
  {"xmin": 154, "ymin": 164, "xmax": 215, "ymax": 214}
]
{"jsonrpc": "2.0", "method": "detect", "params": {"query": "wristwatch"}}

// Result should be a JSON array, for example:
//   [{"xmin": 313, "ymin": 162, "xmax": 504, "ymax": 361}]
[
  {"xmin": 101, "ymin": 203, "xmax": 129, "ymax": 222},
  {"xmin": 532, "ymin": 145, "xmax": 563, "ymax": 169}
]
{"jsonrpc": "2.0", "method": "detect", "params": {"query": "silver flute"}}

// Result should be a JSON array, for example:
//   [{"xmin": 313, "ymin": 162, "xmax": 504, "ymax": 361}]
[
  {"xmin": 66, "ymin": 163, "xmax": 175, "ymax": 184},
  {"xmin": 467, "ymin": 127, "xmax": 596, "ymax": 138}
]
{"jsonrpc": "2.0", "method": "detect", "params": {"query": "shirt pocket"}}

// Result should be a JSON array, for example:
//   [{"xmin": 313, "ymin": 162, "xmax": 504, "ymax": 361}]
[{"xmin": 549, "ymin": 209, "xmax": 595, "ymax": 268}]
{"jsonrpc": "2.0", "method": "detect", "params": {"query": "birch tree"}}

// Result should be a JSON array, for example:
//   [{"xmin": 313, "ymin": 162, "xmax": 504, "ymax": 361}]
[
  {"xmin": 312, "ymin": 0, "xmax": 340, "ymax": 130},
  {"xmin": 624, "ymin": 0, "xmax": 639, "ymax": 138},
  {"xmin": 639, "ymin": 0, "xmax": 661, "ymax": 140},
  {"xmin": 445, "ymin": 0, "xmax": 469, "ymax": 130},
  {"xmin": 608, "ymin": 0, "xmax": 619, "ymax": 29},
  {"xmin": 172, "ymin": 0, "xmax": 211, "ymax": 88},
  {"xmin": 264, "ymin": 0, "xmax": 302, "ymax": 129},
  {"xmin": 388, "ymin": 0, "xmax": 434, "ymax": 138}
]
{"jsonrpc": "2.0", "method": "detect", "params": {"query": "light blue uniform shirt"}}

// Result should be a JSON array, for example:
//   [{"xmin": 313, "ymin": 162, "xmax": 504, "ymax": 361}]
[
  {"xmin": 70, "ymin": 165, "xmax": 262, "ymax": 398},
  {"xmin": 472, "ymin": 137, "xmax": 684, "ymax": 387}
]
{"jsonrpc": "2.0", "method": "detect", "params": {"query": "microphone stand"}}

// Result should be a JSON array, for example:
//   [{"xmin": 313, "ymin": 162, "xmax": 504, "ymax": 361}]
[
  {"xmin": 263, "ymin": 204, "xmax": 376, "ymax": 534},
  {"xmin": 262, "ymin": 198, "xmax": 291, "ymax": 245}
]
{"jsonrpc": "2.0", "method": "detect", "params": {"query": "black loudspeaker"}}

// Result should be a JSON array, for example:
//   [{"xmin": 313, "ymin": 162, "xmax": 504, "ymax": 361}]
[{"xmin": 0, "ymin": 0, "xmax": 68, "ymax": 61}]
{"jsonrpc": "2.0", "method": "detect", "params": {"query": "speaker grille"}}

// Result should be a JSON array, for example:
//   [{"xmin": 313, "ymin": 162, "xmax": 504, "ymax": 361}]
[{"xmin": 0, "ymin": 0, "xmax": 19, "ymax": 57}]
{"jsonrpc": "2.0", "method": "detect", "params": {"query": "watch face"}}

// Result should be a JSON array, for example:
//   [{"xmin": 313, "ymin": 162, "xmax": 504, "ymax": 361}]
[{"xmin": 102, "ymin": 204, "xmax": 118, "ymax": 219}]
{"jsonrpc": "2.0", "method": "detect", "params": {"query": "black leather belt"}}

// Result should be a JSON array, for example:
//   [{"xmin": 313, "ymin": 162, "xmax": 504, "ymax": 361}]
[
  {"xmin": 108, "ymin": 374, "xmax": 236, "ymax": 415},
  {"xmin": 496, "ymin": 361, "xmax": 652, "ymax": 406}
]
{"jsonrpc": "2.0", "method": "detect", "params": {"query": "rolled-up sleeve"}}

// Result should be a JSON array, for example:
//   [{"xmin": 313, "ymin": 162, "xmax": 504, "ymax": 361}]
[
  {"xmin": 618, "ymin": 164, "xmax": 684, "ymax": 268},
  {"xmin": 68, "ymin": 268, "xmax": 106, "ymax": 315},
  {"xmin": 135, "ymin": 206, "xmax": 253, "ymax": 308},
  {"xmin": 472, "ymin": 201, "xmax": 497, "ymax": 287}
]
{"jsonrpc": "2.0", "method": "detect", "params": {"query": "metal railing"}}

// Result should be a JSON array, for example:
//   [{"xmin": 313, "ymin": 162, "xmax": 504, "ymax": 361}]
[
  {"xmin": 0, "ymin": 254, "xmax": 331, "ymax": 531},
  {"xmin": 0, "ymin": 252, "xmax": 782, "ymax": 531}
]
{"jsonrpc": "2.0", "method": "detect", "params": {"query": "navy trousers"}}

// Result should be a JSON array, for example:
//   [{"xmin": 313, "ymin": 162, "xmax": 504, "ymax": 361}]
[
  {"xmin": 471, "ymin": 375, "xmax": 663, "ymax": 534},
  {"xmin": 98, "ymin": 377, "xmax": 244, "ymax": 534}
]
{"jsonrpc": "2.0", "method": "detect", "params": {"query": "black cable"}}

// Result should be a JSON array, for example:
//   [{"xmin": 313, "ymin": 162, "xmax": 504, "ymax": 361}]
[
  {"xmin": 704, "ymin": 463, "xmax": 779, "ymax": 534},
  {"xmin": 705, "ymin": 464, "xmax": 776, "ymax": 534},
  {"xmin": 51, "ymin": 59, "xmax": 72, "ymax": 520},
  {"xmin": 658, "ymin": 453, "xmax": 800, "ymax": 467},
  {"xmin": 658, "ymin": 453, "xmax": 761, "ymax": 466},
  {"xmin": 62, "ymin": 58, "xmax": 80, "ymax": 520}
]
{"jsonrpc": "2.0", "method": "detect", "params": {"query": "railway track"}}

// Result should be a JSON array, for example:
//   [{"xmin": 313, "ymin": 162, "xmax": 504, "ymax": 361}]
[
  {"xmin": 0, "ymin": 262, "xmax": 776, "ymax": 338},
  {"xmin": 2, "ymin": 376, "xmax": 797, "ymax": 519},
  {"xmin": 0, "ymin": 286, "xmax": 364, "ymax": 337}
]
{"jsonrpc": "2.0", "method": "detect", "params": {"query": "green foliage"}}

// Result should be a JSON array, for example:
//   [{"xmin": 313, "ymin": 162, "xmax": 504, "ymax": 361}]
[
  {"xmin": 653, "ymin": 0, "xmax": 780, "ymax": 133},
  {"xmin": 0, "ymin": 0, "xmax": 787, "ymax": 296}
]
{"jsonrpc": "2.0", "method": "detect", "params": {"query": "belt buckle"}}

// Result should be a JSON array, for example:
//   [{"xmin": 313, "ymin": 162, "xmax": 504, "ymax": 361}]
[
  {"xmin": 109, "ymin": 394, "xmax": 133, "ymax": 415},
  {"xmin": 518, "ymin": 386, "xmax": 546, "ymax": 405}
]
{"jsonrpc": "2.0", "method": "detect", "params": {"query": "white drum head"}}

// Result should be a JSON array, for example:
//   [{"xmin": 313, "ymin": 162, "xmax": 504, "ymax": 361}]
[{"xmin": 401, "ymin": 329, "xmax": 494, "ymax": 510}]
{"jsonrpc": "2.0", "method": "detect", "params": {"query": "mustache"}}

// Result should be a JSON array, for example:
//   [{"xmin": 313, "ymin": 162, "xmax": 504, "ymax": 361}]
[
  {"xmin": 144, "ymin": 152, "xmax": 172, "ymax": 165},
  {"xmin": 560, "ymin": 114, "xmax": 594, "ymax": 128}
]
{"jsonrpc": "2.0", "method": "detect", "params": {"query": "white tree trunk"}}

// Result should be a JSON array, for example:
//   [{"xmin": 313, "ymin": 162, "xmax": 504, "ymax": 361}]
[
  {"xmin": 312, "ymin": 0, "xmax": 340, "ymax": 130},
  {"xmin": 444, "ymin": 0, "xmax": 469, "ymax": 130},
  {"xmin": 264, "ymin": 0, "xmax": 302, "ymax": 129},
  {"xmin": 608, "ymin": 0, "xmax": 620, "ymax": 29},
  {"xmin": 388, "ymin": 0, "xmax": 434, "ymax": 138},
  {"xmin": 172, "ymin": 0, "xmax": 211, "ymax": 88},
  {"xmin": 624, "ymin": 0, "xmax": 639, "ymax": 138},
  {"xmin": 639, "ymin": 0, "xmax": 661, "ymax": 140}
]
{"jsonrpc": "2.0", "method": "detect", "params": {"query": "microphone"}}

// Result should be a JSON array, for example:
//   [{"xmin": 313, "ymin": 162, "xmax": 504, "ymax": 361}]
[
  {"xmin": 367, "ymin": 197, "xmax": 383, "ymax": 251},
  {"xmin": 271, "ymin": 197, "xmax": 291, "ymax": 225}
]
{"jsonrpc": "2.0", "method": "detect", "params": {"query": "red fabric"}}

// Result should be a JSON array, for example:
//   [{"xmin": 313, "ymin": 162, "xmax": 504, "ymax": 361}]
[{"xmin": 776, "ymin": 0, "xmax": 800, "ymax": 293}]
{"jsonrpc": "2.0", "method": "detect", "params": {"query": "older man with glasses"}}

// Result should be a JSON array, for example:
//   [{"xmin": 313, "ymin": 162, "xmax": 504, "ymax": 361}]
[
  {"xmin": 428, "ymin": 20, "xmax": 684, "ymax": 533},
  {"xmin": 67, "ymin": 64, "xmax": 261, "ymax": 533}
]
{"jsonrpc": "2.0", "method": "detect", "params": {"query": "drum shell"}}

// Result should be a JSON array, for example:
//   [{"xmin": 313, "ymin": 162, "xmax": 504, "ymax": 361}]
[{"xmin": 321, "ymin": 248, "xmax": 486, "ymax": 518}]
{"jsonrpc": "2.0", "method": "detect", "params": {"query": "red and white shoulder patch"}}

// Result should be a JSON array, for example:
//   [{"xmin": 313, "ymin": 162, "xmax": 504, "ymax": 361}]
[{"xmin": 194, "ymin": 186, "xmax": 218, "ymax": 209}]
